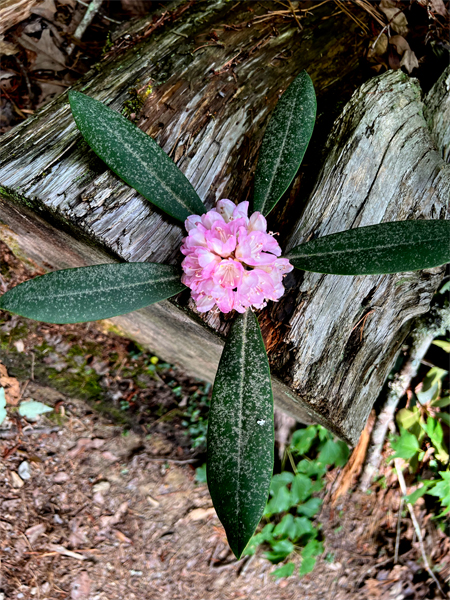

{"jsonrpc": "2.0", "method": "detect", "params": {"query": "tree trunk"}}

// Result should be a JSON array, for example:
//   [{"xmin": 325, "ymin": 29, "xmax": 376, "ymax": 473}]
[{"xmin": 0, "ymin": 0, "xmax": 448, "ymax": 444}]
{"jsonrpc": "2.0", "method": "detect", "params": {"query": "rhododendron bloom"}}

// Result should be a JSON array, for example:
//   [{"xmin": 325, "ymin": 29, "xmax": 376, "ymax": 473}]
[{"xmin": 181, "ymin": 200, "xmax": 293, "ymax": 313}]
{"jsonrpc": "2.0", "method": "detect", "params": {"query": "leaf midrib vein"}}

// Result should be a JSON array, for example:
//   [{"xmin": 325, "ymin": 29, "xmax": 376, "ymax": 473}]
[
  {"xmin": 260, "ymin": 96, "xmax": 296, "ymax": 214},
  {"xmin": 17, "ymin": 274, "xmax": 180, "ymax": 302},
  {"xmin": 236, "ymin": 310, "xmax": 247, "ymax": 550},
  {"xmin": 107, "ymin": 118, "xmax": 193, "ymax": 213},
  {"xmin": 288, "ymin": 235, "xmax": 448, "ymax": 259}
]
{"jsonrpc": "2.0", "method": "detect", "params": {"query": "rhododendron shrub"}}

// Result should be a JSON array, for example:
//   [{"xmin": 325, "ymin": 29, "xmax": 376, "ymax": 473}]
[{"xmin": 1, "ymin": 71, "xmax": 448, "ymax": 560}]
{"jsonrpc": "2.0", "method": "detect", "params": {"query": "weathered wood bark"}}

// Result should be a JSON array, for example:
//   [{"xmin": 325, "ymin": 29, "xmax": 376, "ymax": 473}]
[{"xmin": 0, "ymin": 0, "xmax": 448, "ymax": 443}]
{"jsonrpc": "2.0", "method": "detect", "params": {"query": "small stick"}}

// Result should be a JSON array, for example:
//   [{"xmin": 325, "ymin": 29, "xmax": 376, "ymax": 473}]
[
  {"xmin": 68, "ymin": 0, "xmax": 104, "ymax": 55},
  {"xmin": 288, "ymin": 0, "xmax": 302, "ymax": 30},
  {"xmin": 75, "ymin": 0, "xmax": 121, "ymax": 24},
  {"xmin": 394, "ymin": 496, "xmax": 404, "ymax": 563},
  {"xmin": 394, "ymin": 459, "xmax": 445, "ymax": 596},
  {"xmin": 0, "ymin": 427, "xmax": 59, "ymax": 439}
]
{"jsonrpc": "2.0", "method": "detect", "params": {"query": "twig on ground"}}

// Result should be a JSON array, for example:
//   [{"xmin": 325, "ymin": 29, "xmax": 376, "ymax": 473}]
[
  {"xmin": 288, "ymin": 0, "xmax": 302, "ymax": 30},
  {"xmin": 75, "ymin": 0, "xmax": 121, "ymax": 23},
  {"xmin": 0, "ymin": 427, "xmax": 59, "ymax": 439},
  {"xmin": 395, "ymin": 497, "xmax": 404, "ymax": 563},
  {"xmin": 359, "ymin": 304, "xmax": 450, "ymax": 492},
  {"xmin": 394, "ymin": 459, "xmax": 445, "ymax": 596},
  {"xmin": 68, "ymin": 0, "xmax": 104, "ymax": 55}
]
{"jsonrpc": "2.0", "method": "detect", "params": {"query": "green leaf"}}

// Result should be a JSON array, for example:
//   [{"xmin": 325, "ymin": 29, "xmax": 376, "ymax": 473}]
[
  {"xmin": 405, "ymin": 482, "xmax": 434, "ymax": 505},
  {"xmin": 286, "ymin": 220, "xmax": 450, "ymax": 275},
  {"xmin": 297, "ymin": 497, "xmax": 322, "ymax": 518},
  {"xmin": 273, "ymin": 513, "xmax": 295, "ymax": 537},
  {"xmin": 291, "ymin": 473, "xmax": 313, "ymax": 505},
  {"xmin": 432, "ymin": 339, "xmax": 450, "ymax": 353},
  {"xmin": 296, "ymin": 458, "xmax": 327, "ymax": 478},
  {"xmin": 302, "ymin": 538, "xmax": 324, "ymax": 558},
  {"xmin": 299, "ymin": 556, "xmax": 316, "ymax": 577},
  {"xmin": 69, "ymin": 91, "xmax": 205, "ymax": 222},
  {"xmin": 265, "ymin": 485, "xmax": 292, "ymax": 516},
  {"xmin": 428, "ymin": 471, "xmax": 450, "ymax": 517},
  {"xmin": 18, "ymin": 400, "xmax": 53, "ymax": 421},
  {"xmin": 272, "ymin": 562, "xmax": 295, "ymax": 579},
  {"xmin": 0, "ymin": 263, "xmax": 185, "ymax": 324},
  {"xmin": 206, "ymin": 310, "xmax": 274, "ymax": 559},
  {"xmin": 290, "ymin": 425, "xmax": 318, "ymax": 454},
  {"xmin": 416, "ymin": 382, "xmax": 439, "ymax": 405},
  {"xmin": 0, "ymin": 387, "xmax": 6, "ymax": 426},
  {"xmin": 253, "ymin": 70, "xmax": 316, "ymax": 216},
  {"xmin": 438, "ymin": 412, "xmax": 450, "ymax": 427},
  {"xmin": 396, "ymin": 407, "xmax": 420, "ymax": 430},
  {"xmin": 264, "ymin": 539, "xmax": 295, "ymax": 563},
  {"xmin": 241, "ymin": 523, "xmax": 275, "ymax": 556},
  {"xmin": 390, "ymin": 428, "xmax": 420, "ymax": 460},
  {"xmin": 290, "ymin": 516, "xmax": 315, "ymax": 541},
  {"xmin": 432, "ymin": 396, "xmax": 450, "ymax": 408},
  {"xmin": 318, "ymin": 439, "xmax": 349, "ymax": 467},
  {"xmin": 195, "ymin": 464, "xmax": 207, "ymax": 483}
]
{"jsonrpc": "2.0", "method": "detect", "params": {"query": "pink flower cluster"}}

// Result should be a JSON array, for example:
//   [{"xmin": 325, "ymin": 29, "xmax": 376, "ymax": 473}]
[{"xmin": 180, "ymin": 200, "xmax": 293, "ymax": 313}]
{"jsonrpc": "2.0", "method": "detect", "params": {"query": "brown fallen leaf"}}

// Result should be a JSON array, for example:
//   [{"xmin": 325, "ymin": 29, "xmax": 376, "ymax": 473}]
[
  {"xmin": 417, "ymin": 0, "xmax": 448, "ymax": 17},
  {"xmin": 0, "ymin": 35, "xmax": 19, "ymax": 56},
  {"xmin": 389, "ymin": 36, "xmax": 419, "ymax": 74},
  {"xmin": 379, "ymin": 6, "xmax": 409, "ymax": 36},
  {"xmin": 186, "ymin": 507, "xmax": 216, "ymax": 521},
  {"xmin": 0, "ymin": 361, "xmax": 21, "ymax": 405},
  {"xmin": 17, "ymin": 29, "xmax": 67, "ymax": 72},
  {"xmin": 71, "ymin": 571, "xmax": 91, "ymax": 600},
  {"xmin": 25, "ymin": 523, "xmax": 46, "ymax": 545},
  {"xmin": 31, "ymin": 0, "xmax": 58, "ymax": 22}
]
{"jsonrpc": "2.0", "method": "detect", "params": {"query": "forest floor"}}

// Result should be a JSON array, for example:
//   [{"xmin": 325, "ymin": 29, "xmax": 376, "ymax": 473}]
[
  {"xmin": 1, "ymin": 241, "xmax": 449, "ymax": 600},
  {"xmin": 1, "ymin": 1, "xmax": 449, "ymax": 599}
]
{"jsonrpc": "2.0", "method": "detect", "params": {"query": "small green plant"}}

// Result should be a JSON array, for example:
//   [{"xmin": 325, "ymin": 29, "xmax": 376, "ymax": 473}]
[
  {"xmin": 242, "ymin": 425, "xmax": 349, "ymax": 578},
  {"xmin": 180, "ymin": 382, "xmax": 211, "ymax": 449},
  {"xmin": 390, "ymin": 361, "xmax": 450, "ymax": 519}
]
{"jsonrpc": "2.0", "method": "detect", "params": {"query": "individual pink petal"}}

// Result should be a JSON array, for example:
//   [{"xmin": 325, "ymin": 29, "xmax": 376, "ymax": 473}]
[
  {"xmin": 206, "ymin": 221, "xmax": 237, "ymax": 257},
  {"xmin": 216, "ymin": 199, "xmax": 236, "ymax": 223},
  {"xmin": 185, "ymin": 214, "xmax": 202, "ymax": 232},
  {"xmin": 201, "ymin": 210, "xmax": 224, "ymax": 230},
  {"xmin": 232, "ymin": 201, "xmax": 249, "ymax": 222},
  {"xmin": 212, "ymin": 258, "xmax": 244, "ymax": 289},
  {"xmin": 197, "ymin": 248, "xmax": 221, "ymax": 278},
  {"xmin": 215, "ymin": 287, "xmax": 235, "ymax": 313},
  {"xmin": 248, "ymin": 211, "xmax": 267, "ymax": 232},
  {"xmin": 235, "ymin": 229, "xmax": 278, "ymax": 266},
  {"xmin": 261, "ymin": 232, "xmax": 282, "ymax": 256},
  {"xmin": 192, "ymin": 291, "xmax": 216, "ymax": 313}
]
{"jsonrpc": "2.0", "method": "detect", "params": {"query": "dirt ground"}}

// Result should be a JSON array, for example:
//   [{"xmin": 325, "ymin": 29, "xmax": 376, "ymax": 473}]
[{"xmin": 1, "ymin": 242, "xmax": 449, "ymax": 600}]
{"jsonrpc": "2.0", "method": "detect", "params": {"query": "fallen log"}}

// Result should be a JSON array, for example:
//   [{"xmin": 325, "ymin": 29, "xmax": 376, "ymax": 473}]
[{"xmin": 0, "ymin": 0, "xmax": 448, "ymax": 444}]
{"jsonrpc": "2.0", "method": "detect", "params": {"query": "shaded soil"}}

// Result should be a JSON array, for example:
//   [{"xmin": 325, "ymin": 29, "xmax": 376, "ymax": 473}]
[{"xmin": 1, "ymin": 242, "xmax": 449, "ymax": 600}]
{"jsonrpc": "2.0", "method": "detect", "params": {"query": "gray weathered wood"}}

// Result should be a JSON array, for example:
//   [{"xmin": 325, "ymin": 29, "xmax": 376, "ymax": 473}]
[
  {"xmin": 282, "ymin": 68, "xmax": 450, "ymax": 443},
  {"xmin": 0, "ymin": 0, "xmax": 448, "ymax": 443}
]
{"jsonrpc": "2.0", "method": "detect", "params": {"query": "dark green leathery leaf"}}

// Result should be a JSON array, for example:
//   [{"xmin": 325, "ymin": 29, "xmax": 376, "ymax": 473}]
[
  {"xmin": 69, "ymin": 91, "xmax": 206, "ymax": 223},
  {"xmin": 207, "ymin": 310, "xmax": 274, "ymax": 559},
  {"xmin": 286, "ymin": 220, "xmax": 450, "ymax": 275},
  {"xmin": 0, "ymin": 263, "xmax": 185, "ymax": 324},
  {"xmin": 253, "ymin": 70, "xmax": 316, "ymax": 217}
]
